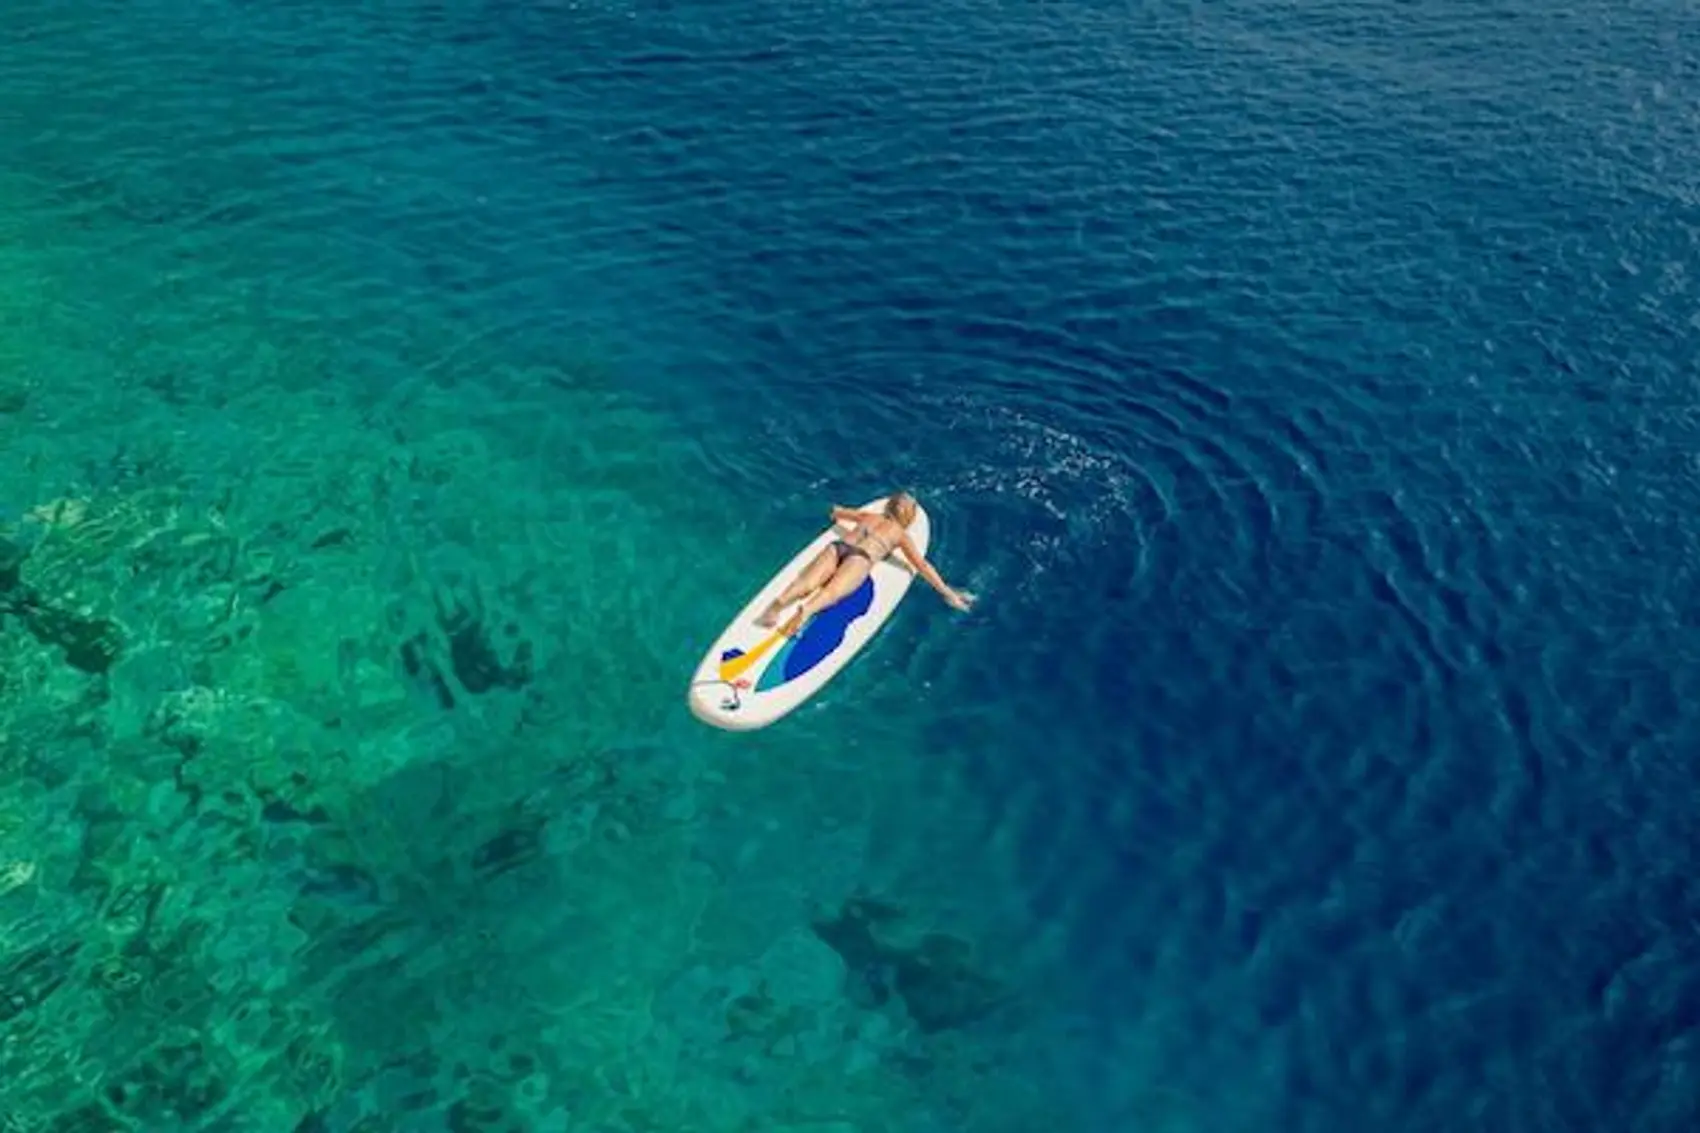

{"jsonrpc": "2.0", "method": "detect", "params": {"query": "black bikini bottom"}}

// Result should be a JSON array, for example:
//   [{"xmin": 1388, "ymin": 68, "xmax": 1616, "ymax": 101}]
[{"xmin": 832, "ymin": 539, "xmax": 873, "ymax": 565}]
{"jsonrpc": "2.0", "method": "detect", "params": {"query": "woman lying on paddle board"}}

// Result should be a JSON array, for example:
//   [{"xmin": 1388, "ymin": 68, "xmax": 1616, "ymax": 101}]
[{"xmin": 753, "ymin": 491, "xmax": 974, "ymax": 636}]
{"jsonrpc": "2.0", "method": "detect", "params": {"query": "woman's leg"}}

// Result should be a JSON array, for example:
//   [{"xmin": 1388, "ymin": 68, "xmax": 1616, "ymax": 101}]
[
  {"xmin": 779, "ymin": 555, "xmax": 873, "ymax": 635},
  {"xmin": 755, "ymin": 546, "xmax": 842, "ymax": 626}
]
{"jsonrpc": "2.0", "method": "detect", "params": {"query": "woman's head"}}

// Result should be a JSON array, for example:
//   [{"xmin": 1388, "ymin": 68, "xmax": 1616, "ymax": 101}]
[{"xmin": 883, "ymin": 490, "xmax": 919, "ymax": 526}]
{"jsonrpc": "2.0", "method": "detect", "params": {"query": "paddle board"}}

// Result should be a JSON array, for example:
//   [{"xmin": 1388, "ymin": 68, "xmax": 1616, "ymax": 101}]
[{"xmin": 687, "ymin": 496, "xmax": 931, "ymax": 731}]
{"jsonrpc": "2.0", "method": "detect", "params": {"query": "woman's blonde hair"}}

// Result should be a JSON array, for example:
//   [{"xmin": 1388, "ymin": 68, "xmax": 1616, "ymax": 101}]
[{"xmin": 884, "ymin": 490, "xmax": 918, "ymax": 521}]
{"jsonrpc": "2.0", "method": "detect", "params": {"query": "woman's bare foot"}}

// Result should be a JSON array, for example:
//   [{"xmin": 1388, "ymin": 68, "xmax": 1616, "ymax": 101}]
[
  {"xmin": 754, "ymin": 601, "xmax": 783, "ymax": 628},
  {"xmin": 779, "ymin": 607, "xmax": 807, "ymax": 638}
]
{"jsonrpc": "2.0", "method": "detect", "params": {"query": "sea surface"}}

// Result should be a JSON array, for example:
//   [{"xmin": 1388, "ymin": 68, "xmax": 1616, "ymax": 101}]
[{"xmin": 2, "ymin": 1, "xmax": 1699, "ymax": 1131}]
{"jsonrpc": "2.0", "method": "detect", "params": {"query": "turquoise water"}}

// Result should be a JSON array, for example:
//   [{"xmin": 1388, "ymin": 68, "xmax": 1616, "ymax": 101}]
[
  {"xmin": 1, "ymin": 3, "xmax": 1050, "ymax": 1130},
  {"xmin": 5, "ymin": 1, "xmax": 1700, "ymax": 1131}
]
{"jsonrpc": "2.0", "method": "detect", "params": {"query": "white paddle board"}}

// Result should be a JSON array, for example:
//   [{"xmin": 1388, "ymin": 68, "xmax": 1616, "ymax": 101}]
[{"xmin": 687, "ymin": 496, "xmax": 931, "ymax": 731}]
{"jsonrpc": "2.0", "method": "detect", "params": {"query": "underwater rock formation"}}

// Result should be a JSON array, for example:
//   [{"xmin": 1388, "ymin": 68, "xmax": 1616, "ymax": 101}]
[
  {"xmin": 811, "ymin": 896, "xmax": 1014, "ymax": 1035},
  {"xmin": 397, "ymin": 576, "xmax": 535, "ymax": 712},
  {"xmin": 0, "ymin": 381, "xmax": 27, "ymax": 415},
  {"xmin": 0, "ymin": 525, "xmax": 124, "ymax": 673},
  {"xmin": 16, "ymin": 600, "xmax": 124, "ymax": 674},
  {"xmin": 0, "ymin": 533, "xmax": 25, "ymax": 593}
]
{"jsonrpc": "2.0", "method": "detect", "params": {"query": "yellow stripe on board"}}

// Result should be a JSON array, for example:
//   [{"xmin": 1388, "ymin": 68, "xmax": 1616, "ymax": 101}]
[{"xmin": 718, "ymin": 620, "xmax": 791, "ymax": 683}]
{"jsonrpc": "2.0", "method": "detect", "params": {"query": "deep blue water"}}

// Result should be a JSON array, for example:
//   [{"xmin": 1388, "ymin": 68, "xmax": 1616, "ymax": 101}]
[
  {"xmin": 5, "ymin": 0, "xmax": 1700, "ymax": 1130},
  {"xmin": 579, "ymin": 4, "xmax": 1700, "ymax": 1127}
]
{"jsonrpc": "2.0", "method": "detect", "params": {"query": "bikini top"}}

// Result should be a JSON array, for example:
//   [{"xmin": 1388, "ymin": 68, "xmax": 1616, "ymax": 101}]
[{"xmin": 851, "ymin": 521, "xmax": 894, "ymax": 558}]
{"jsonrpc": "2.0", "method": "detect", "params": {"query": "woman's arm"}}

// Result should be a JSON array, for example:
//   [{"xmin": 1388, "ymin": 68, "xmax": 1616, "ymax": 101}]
[{"xmin": 897, "ymin": 532, "xmax": 973, "ymax": 610}]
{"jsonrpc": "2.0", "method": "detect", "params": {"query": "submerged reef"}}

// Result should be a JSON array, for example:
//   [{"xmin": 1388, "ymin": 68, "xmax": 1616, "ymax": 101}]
[
  {"xmin": 0, "ymin": 152, "xmax": 1050, "ymax": 1127},
  {"xmin": 0, "ymin": 376, "xmax": 1041, "ymax": 1133}
]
